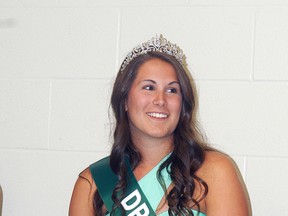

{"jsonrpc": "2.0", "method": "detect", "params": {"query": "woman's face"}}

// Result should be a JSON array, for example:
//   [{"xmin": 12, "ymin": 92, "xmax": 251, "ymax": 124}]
[{"xmin": 126, "ymin": 58, "xmax": 182, "ymax": 143}]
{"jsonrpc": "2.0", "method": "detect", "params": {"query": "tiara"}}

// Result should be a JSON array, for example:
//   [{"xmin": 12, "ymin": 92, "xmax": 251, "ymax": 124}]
[{"xmin": 120, "ymin": 34, "xmax": 186, "ymax": 71}]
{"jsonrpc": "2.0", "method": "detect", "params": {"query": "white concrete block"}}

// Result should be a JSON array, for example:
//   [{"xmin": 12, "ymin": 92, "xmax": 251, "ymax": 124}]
[
  {"xmin": 0, "ymin": 0, "xmax": 18, "ymax": 7},
  {"xmin": 0, "ymin": 79, "xmax": 50, "ymax": 149},
  {"xmin": 49, "ymin": 79, "xmax": 114, "ymax": 151},
  {"xmin": 120, "ymin": 7, "xmax": 254, "ymax": 80},
  {"xmin": 0, "ymin": 149, "xmax": 108, "ymax": 216},
  {"xmin": 57, "ymin": 0, "xmax": 187, "ymax": 7},
  {"xmin": 254, "ymin": 7, "xmax": 288, "ymax": 80},
  {"xmin": 0, "ymin": 8, "xmax": 118, "ymax": 79},
  {"xmin": 189, "ymin": 0, "xmax": 288, "ymax": 5},
  {"xmin": 246, "ymin": 157, "xmax": 288, "ymax": 215},
  {"xmin": 24, "ymin": 0, "xmax": 57, "ymax": 7},
  {"xmin": 0, "ymin": 0, "xmax": 57, "ymax": 7},
  {"xmin": 197, "ymin": 81, "xmax": 288, "ymax": 156}
]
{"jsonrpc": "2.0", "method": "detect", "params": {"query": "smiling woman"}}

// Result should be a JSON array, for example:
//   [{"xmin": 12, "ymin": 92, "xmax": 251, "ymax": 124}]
[{"xmin": 69, "ymin": 35, "xmax": 250, "ymax": 216}]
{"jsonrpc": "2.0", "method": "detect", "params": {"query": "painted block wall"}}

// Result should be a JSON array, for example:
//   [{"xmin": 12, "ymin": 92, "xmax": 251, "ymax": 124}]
[{"xmin": 1, "ymin": 1, "xmax": 288, "ymax": 215}]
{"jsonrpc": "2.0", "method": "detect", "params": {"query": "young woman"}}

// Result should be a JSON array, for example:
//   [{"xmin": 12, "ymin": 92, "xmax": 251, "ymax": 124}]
[{"xmin": 69, "ymin": 35, "xmax": 250, "ymax": 216}]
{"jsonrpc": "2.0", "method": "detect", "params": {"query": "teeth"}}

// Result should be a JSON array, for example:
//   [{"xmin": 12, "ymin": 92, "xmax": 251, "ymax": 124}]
[{"xmin": 147, "ymin": 113, "xmax": 168, "ymax": 118}]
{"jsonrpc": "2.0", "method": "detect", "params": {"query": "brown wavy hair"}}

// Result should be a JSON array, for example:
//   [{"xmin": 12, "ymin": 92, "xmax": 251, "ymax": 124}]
[{"xmin": 93, "ymin": 52, "xmax": 209, "ymax": 216}]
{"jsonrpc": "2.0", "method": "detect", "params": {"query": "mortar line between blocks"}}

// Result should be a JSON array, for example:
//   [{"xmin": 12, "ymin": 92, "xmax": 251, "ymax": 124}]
[{"xmin": 47, "ymin": 80, "xmax": 52, "ymax": 150}]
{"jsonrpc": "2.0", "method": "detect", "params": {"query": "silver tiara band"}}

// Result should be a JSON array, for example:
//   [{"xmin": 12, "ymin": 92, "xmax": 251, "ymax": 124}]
[{"xmin": 120, "ymin": 34, "xmax": 186, "ymax": 71}]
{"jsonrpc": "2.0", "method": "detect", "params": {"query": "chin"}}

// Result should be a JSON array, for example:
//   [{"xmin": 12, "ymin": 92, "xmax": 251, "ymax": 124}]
[{"xmin": 149, "ymin": 132, "xmax": 173, "ymax": 139}]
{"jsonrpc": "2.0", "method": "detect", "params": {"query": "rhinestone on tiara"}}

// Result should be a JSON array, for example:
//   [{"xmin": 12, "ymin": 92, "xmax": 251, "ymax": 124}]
[{"xmin": 120, "ymin": 34, "xmax": 186, "ymax": 71}]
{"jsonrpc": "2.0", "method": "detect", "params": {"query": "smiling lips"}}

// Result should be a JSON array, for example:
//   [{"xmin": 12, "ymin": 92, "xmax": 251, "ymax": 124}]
[{"xmin": 147, "ymin": 112, "xmax": 168, "ymax": 119}]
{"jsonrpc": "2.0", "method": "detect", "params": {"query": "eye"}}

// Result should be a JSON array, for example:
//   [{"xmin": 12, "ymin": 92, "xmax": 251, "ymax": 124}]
[
  {"xmin": 167, "ymin": 88, "xmax": 179, "ymax": 94},
  {"xmin": 143, "ymin": 85, "xmax": 155, "ymax": 91}
]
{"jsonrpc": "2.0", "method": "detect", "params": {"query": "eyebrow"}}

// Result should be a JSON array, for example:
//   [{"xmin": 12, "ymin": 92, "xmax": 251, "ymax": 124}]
[{"xmin": 140, "ymin": 79, "xmax": 180, "ymax": 85}]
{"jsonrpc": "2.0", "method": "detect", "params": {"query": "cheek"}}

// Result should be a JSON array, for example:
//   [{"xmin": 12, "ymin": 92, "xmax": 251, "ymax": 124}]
[
  {"xmin": 126, "ymin": 94, "xmax": 149, "ymax": 112},
  {"xmin": 172, "ymin": 97, "xmax": 182, "ymax": 113}
]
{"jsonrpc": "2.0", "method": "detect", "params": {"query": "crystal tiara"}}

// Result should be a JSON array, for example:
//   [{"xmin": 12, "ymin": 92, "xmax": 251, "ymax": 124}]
[{"xmin": 120, "ymin": 34, "xmax": 186, "ymax": 71}]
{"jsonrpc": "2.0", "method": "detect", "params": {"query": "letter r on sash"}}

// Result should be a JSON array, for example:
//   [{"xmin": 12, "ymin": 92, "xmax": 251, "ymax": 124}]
[{"xmin": 121, "ymin": 189, "xmax": 141, "ymax": 211}]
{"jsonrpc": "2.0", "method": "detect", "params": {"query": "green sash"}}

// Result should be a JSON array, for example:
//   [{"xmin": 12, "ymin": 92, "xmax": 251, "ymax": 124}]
[{"xmin": 90, "ymin": 156, "xmax": 157, "ymax": 216}]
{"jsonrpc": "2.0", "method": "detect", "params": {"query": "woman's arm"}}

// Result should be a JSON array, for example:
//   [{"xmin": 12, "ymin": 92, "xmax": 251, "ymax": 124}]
[
  {"xmin": 69, "ymin": 168, "xmax": 96, "ymax": 216},
  {"xmin": 203, "ymin": 151, "xmax": 251, "ymax": 216}
]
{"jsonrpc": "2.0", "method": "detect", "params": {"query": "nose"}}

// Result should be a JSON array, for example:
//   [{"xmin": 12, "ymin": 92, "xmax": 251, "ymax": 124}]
[{"xmin": 153, "ymin": 91, "xmax": 166, "ymax": 106}]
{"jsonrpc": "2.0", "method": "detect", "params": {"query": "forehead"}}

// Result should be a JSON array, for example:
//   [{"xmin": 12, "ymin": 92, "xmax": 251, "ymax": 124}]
[{"xmin": 135, "ymin": 58, "xmax": 178, "ymax": 81}]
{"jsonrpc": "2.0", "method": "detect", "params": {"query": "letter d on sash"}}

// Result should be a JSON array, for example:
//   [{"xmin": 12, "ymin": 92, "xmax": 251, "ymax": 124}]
[{"xmin": 121, "ymin": 189, "xmax": 141, "ymax": 211}]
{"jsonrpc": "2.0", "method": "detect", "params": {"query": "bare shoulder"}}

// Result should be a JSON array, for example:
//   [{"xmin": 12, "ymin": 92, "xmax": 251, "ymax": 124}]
[
  {"xmin": 69, "ymin": 167, "xmax": 96, "ymax": 216},
  {"xmin": 200, "ymin": 151, "xmax": 238, "ymax": 177},
  {"xmin": 76, "ymin": 167, "xmax": 97, "ymax": 195},
  {"xmin": 79, "ymin": 167, "xmax": 96, "ymax": 187},
  {"xmin": 197, "ymin": 151, "xmax": 251, "ymax": 216}
]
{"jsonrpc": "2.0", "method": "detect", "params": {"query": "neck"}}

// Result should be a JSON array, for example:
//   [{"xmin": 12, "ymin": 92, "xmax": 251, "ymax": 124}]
[
  {"xmin": 132, "ymin": 135, "xmax": 174, "ymax": 165},
  {"xmin": 131, "ymin": 136, "xmax": 173, "ymax": 181}
]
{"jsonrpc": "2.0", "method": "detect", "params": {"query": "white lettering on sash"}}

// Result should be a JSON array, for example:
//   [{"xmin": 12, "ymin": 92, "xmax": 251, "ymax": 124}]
[
  {"xmin": 121, "ymin": 189, "xmax": 141, "ymax": 210},
  {"xmin": 127, "ymin": 203, "xmax": 149, "ymax": 216},
  {"xmin": 121, "ymin": 189, "xmax": 150, "ymax": 215}
]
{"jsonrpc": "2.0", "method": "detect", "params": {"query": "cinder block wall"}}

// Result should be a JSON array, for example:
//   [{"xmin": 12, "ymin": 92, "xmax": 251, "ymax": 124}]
[{"xmin": 1, "ymin": 1, "xmax": 288, "ymax": 215}]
